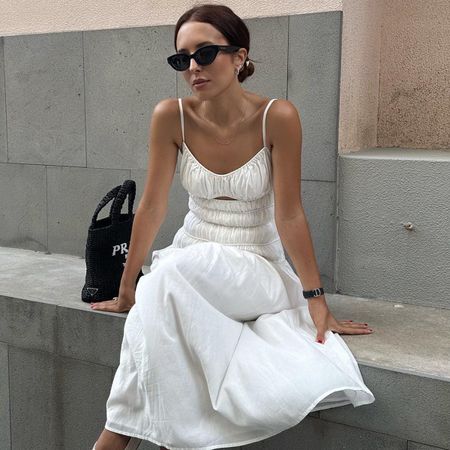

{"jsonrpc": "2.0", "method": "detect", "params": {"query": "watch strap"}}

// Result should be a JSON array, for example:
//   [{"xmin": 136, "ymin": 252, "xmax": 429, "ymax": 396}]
[{"xmin": 302, "ymin": 287, "xmax": 324, "ymax": 299}]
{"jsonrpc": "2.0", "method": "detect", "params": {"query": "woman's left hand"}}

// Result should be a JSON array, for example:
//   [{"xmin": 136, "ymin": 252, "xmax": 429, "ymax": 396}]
[{"xmin": 307, "ymin": 297, "xmax": 374, "ymax": 344}]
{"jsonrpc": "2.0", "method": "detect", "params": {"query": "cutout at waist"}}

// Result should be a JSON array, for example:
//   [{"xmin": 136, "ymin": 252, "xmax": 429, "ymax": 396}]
[{"xmin": 214, "ymin": 196, "xmax": 237, "ymax": 201}]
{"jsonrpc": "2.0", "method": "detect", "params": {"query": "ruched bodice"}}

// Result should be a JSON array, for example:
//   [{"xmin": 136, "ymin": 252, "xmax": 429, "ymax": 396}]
[
  {"xmin": 180, "ymin": 142, "xmax": 272, "ymax": 201},
  {"xmin": 172, "ymin": 97, "xmax": 286, "ymax": 262}
]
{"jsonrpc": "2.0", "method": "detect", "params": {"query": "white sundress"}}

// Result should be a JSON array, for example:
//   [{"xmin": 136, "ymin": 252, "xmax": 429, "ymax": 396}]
[{"xmin": 104, "ymin": 97, "xmax": 376, "ymax": 450}]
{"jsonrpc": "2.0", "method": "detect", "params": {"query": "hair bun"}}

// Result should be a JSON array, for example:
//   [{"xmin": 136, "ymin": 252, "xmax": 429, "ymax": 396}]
[{"xmin": 239, "ymin": 59, "xmax": 254, "ymax": 82}]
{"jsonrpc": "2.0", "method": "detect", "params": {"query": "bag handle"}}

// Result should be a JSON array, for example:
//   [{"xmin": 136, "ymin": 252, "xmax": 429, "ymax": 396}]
[
  {"xmin": 90, "ymin": 184, "xmax": 121, "ymax": 228},
  {"xmin": 110, "ymin": 179, "xmax": 136, "ymax": 224}
]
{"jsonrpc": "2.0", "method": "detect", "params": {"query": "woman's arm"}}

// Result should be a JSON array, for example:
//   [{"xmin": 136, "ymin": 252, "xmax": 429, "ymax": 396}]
[
  {"xmin": 269, "ymin": 100, "xmax": 323, "ymax": 295},
  {"xmin": 269, "ymin": 100, "xmax": 373, "ymax": 342},
  {"xmin": 121, "ymin": 98, "xmax": 180, "ymax": 288},
  {"xmin": 91, "ymin": 98, "xmax": 180, "ymax": 312}
]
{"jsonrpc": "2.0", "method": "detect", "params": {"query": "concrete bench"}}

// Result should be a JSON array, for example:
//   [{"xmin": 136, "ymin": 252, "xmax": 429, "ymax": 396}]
[{"xmin": 1, "ymin": 246, "xmax": 449, "ymax": 450}]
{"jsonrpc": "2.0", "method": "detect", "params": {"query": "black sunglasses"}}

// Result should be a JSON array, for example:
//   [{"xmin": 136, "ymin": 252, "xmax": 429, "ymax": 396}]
[{"xmin": 167, "ymin": 44, "xmax": 241, "ymax": 71}]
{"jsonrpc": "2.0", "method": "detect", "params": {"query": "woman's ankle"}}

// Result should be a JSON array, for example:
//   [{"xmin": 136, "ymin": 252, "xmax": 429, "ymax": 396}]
[{"xmin": 95, "ymin": 429, "xmax": 130, "ymax": 450}]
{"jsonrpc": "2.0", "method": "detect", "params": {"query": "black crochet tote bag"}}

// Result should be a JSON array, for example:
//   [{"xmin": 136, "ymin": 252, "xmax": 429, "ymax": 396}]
[{"xmin": 81, "ymin": 179, "xmax": 144, "ymax": 303}]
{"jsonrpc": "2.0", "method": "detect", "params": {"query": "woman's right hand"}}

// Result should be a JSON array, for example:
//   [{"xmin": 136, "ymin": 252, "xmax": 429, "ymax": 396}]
[{"xmin": 90, "ymin": 285, "xmax": 136, "ymax": 313}]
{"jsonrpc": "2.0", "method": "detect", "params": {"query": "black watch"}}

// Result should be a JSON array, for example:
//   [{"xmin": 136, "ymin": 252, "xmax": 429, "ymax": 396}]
[{"xmin": 302, "ymin": 287, "xmax": 324, "ymax": 299}]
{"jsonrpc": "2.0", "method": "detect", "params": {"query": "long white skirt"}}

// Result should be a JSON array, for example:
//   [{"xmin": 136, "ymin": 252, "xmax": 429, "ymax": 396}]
[{"xmin": 105, "ymin": 242, "xmax": 375, "ymax": 450}]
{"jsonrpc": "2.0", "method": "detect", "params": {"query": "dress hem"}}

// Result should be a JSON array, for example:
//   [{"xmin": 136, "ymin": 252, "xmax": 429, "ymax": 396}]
[{"xmin": 104, "ymin": 385, "xmax": 375, "ymax": 450}]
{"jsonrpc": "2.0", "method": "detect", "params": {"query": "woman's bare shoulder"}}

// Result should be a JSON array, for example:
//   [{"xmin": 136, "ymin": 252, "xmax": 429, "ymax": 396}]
[
  {"xmin": 268, "ymin": 98, "xmax": 299, "ymax": 115},
  {"xmin": 150, "ymin": 97, "xmax": 183, "ymax": 146},
  {"xmin": 152, "ymin": 97, "xmax": 180, "ymax": 117},
  {"xmin": 156, "ymin": 97, "xmax": 200, "ymax": 143}
]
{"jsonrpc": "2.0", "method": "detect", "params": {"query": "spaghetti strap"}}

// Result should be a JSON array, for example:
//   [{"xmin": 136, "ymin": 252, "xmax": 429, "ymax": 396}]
[
  {"xmin": 178, "ymin": 98, "xmax": 185, "ymax": 150},
  {"xmin": 262, "ymin": 99, "xmax": 277, "ymax": 149}
]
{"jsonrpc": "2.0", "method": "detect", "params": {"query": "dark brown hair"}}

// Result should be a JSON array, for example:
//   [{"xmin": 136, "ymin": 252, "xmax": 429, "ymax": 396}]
[{"xmin": 174, "ymin": 3, "xmax": 257, "ymax": 83}]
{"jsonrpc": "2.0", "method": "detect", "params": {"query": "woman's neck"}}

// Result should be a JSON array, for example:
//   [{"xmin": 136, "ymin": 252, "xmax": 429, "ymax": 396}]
[{"xmin": 197, "ymin": 85, "xmax": 249, "ymax": 128}]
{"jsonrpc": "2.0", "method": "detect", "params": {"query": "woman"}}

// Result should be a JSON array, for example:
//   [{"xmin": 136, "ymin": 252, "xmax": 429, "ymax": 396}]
[{"xmin": 91, "ymin": 4, "xmax": 375, "ymax": 450}]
